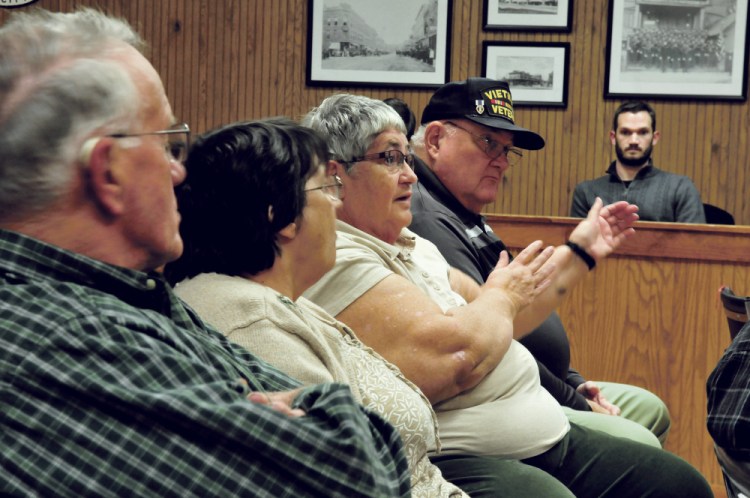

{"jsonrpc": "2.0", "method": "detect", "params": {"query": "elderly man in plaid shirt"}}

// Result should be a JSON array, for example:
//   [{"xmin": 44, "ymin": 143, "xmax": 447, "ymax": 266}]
[{"xmin": 0, "ymin": 8, "xmax": 410, "ymax": 497}]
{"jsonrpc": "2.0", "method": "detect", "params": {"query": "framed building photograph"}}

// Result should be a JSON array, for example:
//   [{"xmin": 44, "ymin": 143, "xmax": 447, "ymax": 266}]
[
  {"xmin": 482, "ymin": 41, "xmax": 570, "ymax": 107},
  {"xmin": 604, "ymin": 0, "xmax": 749, "ymax": 101},
  {"xmin": 306, "ymin": 0, "xmax": 452, "ymax": 88},
  {"xmin": 483, "ymin": 0, "xmax": 573, "ymax": 32}
]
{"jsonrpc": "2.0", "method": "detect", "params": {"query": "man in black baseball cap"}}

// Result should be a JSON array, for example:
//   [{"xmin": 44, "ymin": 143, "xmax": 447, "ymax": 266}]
[
  {"xmin": 408, "ymin": 78, "xmax": 667, "ymax": 476},
  {"xmin": 419, "ymin": 77, "xmax": 545, "ymax": 150},
  {"xmin": 409, "ymin": 77, "xmax": 548, "ymax": 221}
]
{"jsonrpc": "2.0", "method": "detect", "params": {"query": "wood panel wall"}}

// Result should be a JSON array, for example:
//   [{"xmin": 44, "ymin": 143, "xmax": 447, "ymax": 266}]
[
  {"xmin": 487, "ymin": 214, "xmax": 750, "ymax": 498},
  {"xmin": 2, "ymin": 0, "xmax": 749, "ymax": 223}
]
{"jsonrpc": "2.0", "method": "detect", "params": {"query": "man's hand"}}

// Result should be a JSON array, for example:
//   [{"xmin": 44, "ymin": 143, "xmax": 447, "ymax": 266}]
[
  {"xmin": 568, "ymin": 197, "xmax": 639, "ymax": 261},
  {"xmin": 247, "ymin": 389, "xmax": 306, "ymax": 418},
  {"xmin": 578, "ymin": 381, "xmax": 621, "ymax": 416}
]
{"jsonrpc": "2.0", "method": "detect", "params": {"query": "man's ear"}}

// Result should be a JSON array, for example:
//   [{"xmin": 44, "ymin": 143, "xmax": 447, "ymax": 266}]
[
  {"xmin": 424, "ymin": 122, "xmax": 444, "ymax": 159},
  {"xmin": 652, "ymin": 129, "xmax": 661, "ymax": 145},
  {"xmin": 609, "ymin": 130, "xmax": 617, "ymax": 146},
  {"xmin": 81, "ymin": 138, "xmax": 126, "ymax": 216}
]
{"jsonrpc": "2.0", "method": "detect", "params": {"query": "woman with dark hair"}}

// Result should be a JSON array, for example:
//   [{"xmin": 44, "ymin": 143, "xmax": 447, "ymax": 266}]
[
  {"xmin": 164, "ymin": 118, "xmax": 335, "ymax": 284},
  {"xmin": 165, "ymin": 118, "xmax": 485, "ymax": 497}
]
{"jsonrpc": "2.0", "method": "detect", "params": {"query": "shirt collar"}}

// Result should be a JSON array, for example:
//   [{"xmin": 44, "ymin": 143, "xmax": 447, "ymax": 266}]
[
  {"xmin": 0, "ymin": 229, "xmax": 183, "ymax": 318},
  {"xmin": 606, "ymin": 160, "xmax": 655, "ymax": 181},
  {"xmin": 335, "ymin": 220, "xmax": 416, "ymax": 261}
]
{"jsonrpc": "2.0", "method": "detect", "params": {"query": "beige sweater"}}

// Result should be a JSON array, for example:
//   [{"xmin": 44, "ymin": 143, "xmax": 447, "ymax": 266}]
[{"xmin": 175, "ymin": 273, "xmax": 467, "ymax": 498}]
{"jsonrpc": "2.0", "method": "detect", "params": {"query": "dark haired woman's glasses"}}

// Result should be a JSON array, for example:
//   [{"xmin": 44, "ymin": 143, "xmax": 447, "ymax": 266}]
[
  {"xmin": 346, "ymin": 149, "xmax": 414, "ymax": 173},
  {"xmin": 304, "ymin": 175, "xmax": 343, "ymax": 201}
]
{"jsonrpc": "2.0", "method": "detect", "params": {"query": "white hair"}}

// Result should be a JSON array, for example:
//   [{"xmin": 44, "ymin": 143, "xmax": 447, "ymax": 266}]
[{"xmin": 0, "ymin": 8, "xmax": 144, "ymax": 220}]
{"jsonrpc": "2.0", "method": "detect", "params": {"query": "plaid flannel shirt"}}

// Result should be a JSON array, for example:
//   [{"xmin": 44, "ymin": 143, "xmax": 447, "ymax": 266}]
[
  {"xmin": 708, "ymin": 320, "xmax": 750, "ymax": 458},
  {"xmin": 0, "ymin": 229, "xmax": 410, "ymax": 497}
]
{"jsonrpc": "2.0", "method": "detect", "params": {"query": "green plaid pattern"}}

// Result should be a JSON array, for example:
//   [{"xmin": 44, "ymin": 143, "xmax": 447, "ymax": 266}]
[
  {"xmin": 0, "ymin": 229, "xmax": 410, "ymax": 497},
  {"xmin": 707, "ymin": 320, "xmax": 750, "ymax": 458}
]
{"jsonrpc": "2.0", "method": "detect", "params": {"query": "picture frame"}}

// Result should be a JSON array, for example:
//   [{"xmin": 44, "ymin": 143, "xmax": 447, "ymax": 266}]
[
  {"xmin": 482, "ymin": 41, "xmax": 570, "ymax": 107},
  {"xmin": 483, "ymin": 0, "xmax": 573, "ymax": 32},
  {"xmin": 604, "ymin": 0, "xmax": 749, "ymax": 101},
  {"xmin": 306, "ymin": 0, "xmax": 452, "ymax": 88}
]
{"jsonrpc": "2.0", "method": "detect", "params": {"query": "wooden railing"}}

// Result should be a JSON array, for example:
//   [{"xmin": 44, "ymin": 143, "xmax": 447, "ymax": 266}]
[{"xmin": 485, "ymin": 214, "xmax": 750, "ymax": 498}]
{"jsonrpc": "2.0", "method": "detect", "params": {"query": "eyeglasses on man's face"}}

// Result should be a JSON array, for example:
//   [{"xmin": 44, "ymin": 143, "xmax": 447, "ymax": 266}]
[
  {"xmin": 304, "ymin": 174, "xmax": 343, "ymax": 201},
  {"xmin": 106, "ymin": 122, "xmax": 191, "ymax": 163},
  {"xmin": 444, "ymin": 121, "xmax": 522, "ymax": 165},
  {"xmin": 346, "ymin": 149, "xmax": 414, "ymax": 173}
]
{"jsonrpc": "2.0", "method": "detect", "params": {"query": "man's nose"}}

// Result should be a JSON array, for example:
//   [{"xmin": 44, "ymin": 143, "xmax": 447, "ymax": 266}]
[{"xmin": 491, "ymin": 154, "xmax": 510, "ymax": 171}]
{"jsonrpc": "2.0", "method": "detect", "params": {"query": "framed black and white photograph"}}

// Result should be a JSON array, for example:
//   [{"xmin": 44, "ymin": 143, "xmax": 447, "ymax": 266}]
[
  {"xmin": 483, "ymin": 0, "xmax": 573, "ymax": 32},
  {"xmin": 306, "ymin": 0, "xmax": 452, "ymax": 88},
  {"xmin": 604, "ymin": 0, "xmax": 749, "ymax": 101},
  {"xmin": 482, "ymin": 41, "xmax": 570, "ymax": 107}
]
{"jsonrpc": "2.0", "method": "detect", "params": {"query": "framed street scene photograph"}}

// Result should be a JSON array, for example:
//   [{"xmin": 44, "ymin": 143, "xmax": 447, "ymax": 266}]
[
  {"xmin": 482, "ymin": 41, "xmax": 570, "ymax": 107},
  {"xmin": 605, "ymin": 0, "xmax": 749, "ymax": 101},
  {"xmin": 483, "ymin": 0, "xmax": 573, "ymax": 32},
  {"xmin": 306, "ymin": 0, "xmax": 452, "ymax": 88}
]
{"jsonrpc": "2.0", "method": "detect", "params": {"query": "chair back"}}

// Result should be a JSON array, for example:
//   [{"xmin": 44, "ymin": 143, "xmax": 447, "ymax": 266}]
[
  {"xmin": 704, "ymin": 203, "xmax": 735, "ymax": 225},
  {"xmin": 719, "ymin": 286, "xmax": 750, "ymax": 341}
]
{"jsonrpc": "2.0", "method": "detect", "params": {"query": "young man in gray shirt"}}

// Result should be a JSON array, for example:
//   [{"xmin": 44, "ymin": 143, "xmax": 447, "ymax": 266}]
[{"xmin": 570, "ymin": 101, "xmax": 705, "ymax": 223}]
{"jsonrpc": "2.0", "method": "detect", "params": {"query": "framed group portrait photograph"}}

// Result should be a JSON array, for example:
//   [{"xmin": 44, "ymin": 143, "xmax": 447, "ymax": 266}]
[
  {"xmin": 483, "ymin": 0, "xmax": 573, "ymax": 32},
  {"xmin": 604, "ymin": 0, "xmax": 749, "ymax": 101},
  {"xmin": 482, "ymin": 41, "xmax": 570, "ymax": 107},
  {"xmin": 306, "ymin": 0, "xmax": 452, "ymax": 88}
]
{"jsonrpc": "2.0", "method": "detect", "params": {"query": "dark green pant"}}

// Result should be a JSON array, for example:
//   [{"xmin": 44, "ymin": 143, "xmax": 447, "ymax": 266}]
[
  {"xmin": 432, "ymin": 423, "xmax": 713, "ymax": 498},
  {"xmin": 430, "ymin": 455, "xmax": 575, "ymax": 497}
]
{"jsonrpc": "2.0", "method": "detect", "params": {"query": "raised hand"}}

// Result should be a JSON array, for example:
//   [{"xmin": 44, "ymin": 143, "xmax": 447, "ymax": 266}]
[{"xmin": 568, "ymin": 197, "xmax": 639, "ymax": 261}]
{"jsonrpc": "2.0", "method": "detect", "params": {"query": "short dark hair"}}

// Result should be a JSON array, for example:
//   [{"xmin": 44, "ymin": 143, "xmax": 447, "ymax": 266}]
[
  {"xmin": 383, "ymin": 97, "xmax": 416, "ymax": 140},
  {"xmin": 164, "ymin": 118, "xmax": 330, "ymax": 284},
  {"xmin": 612, "ymin": 101, "xmax": 657, "ymax": 131}
]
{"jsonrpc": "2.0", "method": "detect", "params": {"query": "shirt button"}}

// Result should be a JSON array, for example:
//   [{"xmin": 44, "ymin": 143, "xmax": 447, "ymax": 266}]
[
  {"xmin": 145, "ymin": 279, "xmax": 157, "ymax": 290},
  {"xmin": 421, "ymin": 271, "xmax": 430, "ymax": 278}
]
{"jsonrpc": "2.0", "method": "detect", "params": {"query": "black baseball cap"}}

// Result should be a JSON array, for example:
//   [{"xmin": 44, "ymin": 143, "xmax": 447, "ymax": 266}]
[{"xmin": 421, "ymin": 77, "xmax": 545, "ymax": 150}]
